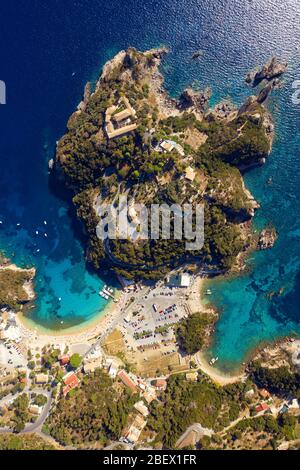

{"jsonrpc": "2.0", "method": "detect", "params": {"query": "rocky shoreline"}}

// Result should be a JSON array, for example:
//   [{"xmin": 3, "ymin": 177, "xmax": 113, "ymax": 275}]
[
  {"xmin": 257, "ymin": 227, "xmax": 277, "ymax": 250},
  {"xmin": 0, "ymin": 256, "xmax": 36, "ymax": 309}
]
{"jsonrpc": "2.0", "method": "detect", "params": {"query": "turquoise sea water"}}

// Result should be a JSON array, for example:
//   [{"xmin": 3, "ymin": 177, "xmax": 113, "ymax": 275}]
[{"xmin": 0, "ymin": 1, "xmax": 300, "ymax": 365}]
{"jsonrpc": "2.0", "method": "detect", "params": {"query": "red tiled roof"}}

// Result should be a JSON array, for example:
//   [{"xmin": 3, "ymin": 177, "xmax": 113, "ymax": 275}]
[
  {"xmin": 118, "ymin": 370, "xmax": 137, "ymax": 391},
  {"xmin": 256, "ymin": 403, "xmax": 269, "ymax": 412},
  {"xmin": 64, "ymin": 372, "xmax": 79, "ymax": 387},
  {"xmin": 155, "ymin": 379, "xmax": 167, "ymax": 388},
  {"xmin": 63, "ymin": 373, "xmax": 79, "ymax": 396}
]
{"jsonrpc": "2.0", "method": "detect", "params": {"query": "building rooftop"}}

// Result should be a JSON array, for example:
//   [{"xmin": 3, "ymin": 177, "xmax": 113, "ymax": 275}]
[
  {"xmin": 186, "ymin": 372, "xmax": 198, "ymax": 382},
  {"xmin": 35, "ymin": 373, "xmax": 48, "ymax": 384},
  {"xmin": 160, "ymin": 140, "xmax": 175, "ymax": 152},
  {"xmin": 255, "ymin": 403, "xmax": 269, "ymax": 413},
  {"xmin": 105, "ymin": 96, "xmax": 137, "ymax": 139},
  {"xmin": 154, "ymin": 378, "xmax": 167, "ymax": 389},
  {"xmin": 113, "ymin": 108, "xmax": 132, "ymax": 122},
  {"xmin": 59, "ymin": 354, "xmax": 70, "ymax": 366},
  {"xmin": 118, "ymin": 369, "xmax": 137, "ymax": 392},
  {"xmin": 159, "ymin": 139, "xmax": 185, "ymax": 156},
  {"xmin": 106, "ymin": 123, "xmax": 137, "ymax": 139},
  {"xmin": 167, "ymin": 273, "xmax": 191, "ymax": 288},
  {"xmin": 134, "ymin": 400, "xmax": 149, "ymax": 417},
  {"xmin": 185, "ymin": 166, "xmax": 196, "ymax": 181},
  {"xmin": 63, "ymin": 372, "xmax": 80, "ymax": 396}
]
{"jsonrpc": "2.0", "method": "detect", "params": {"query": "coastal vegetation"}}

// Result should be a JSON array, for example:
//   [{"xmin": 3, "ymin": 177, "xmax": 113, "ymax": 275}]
[
  {"xmin": 147, "ymin": 373, "xmax": 247, "ymax": 448},
  {"xmin": 69, "ymin": 353, "xmax": 82, "ymax": 369},
  {"xmin": 250, "ymin": 362, "xmax": 300, "ymax": 398},
  {"xmin": 10, "ymin": 393, "xmax": 30, "ymax": 433},
  {"xmin": 200, "ymin": 413, "xmax": 300, "ymax": 450},
  {"xmin": 44, "ymin": 369, "xmax": 138, "ymax": 447},
  {"xmin": 0, "ymin": 267, "xmax": 34, "ymax": 310},
  {"xmin": 55, "ymin": 47, "xmax": 272, "ymax": 280},
  {"xmin": 176, "ymin": 311, "xmax": 216, "ymax": 354}
]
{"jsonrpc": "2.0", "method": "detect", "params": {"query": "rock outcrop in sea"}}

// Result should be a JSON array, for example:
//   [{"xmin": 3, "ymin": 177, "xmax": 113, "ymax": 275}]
[
  {"xmin": 257, "ymin": 227, "xmax": 277, "ymax": 250},
  {"xmin": 245, "ymin": 57, "xmax": 288, "ymax": 87}
]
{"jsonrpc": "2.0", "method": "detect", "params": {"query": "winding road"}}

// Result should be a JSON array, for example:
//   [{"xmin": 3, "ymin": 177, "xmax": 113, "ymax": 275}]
[{"xmin": 0, "ymin": 389, "xmax": 52, "ymax": 435}]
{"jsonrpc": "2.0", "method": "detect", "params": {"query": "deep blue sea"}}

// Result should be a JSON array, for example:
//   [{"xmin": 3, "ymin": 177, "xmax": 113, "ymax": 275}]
[{"xmin": 0, "ymin": 0, "xmax": 300, "ymax": 367}]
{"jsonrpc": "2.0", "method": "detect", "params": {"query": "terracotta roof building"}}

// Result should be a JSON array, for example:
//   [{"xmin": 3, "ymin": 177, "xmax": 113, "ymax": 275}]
[
  {"xmin": 118, "ymin": 370, "xmax": 137, "ymax": 392},
  {"xmin": 63, "ymin": 371, "xmax": 80, "ymax": 396},
  {"xmin": 255, "ymin": 403, "xmax": 269, "ymax": 413},
  {"xmin": 105, "ymin": 96, "xmax": 137, "ymax": 139},
  {"xmin": 154, "ymin": 378, "xmax": 167, "ymax": 391}
]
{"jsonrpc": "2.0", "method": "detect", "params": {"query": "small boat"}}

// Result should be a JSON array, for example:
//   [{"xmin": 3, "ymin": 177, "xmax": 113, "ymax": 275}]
[
  {"xmin": 43, "ymin": 220, "xmax": 47, "ymax": 225},
  {"xmin": 35, "ymin": 230, "xmax": 39, "ymax": 235},
  {"xmin": 205, "ymin": 289, "xmax": 212, "ymax": 295},
  {"xmin": 72, "ymin": 72, "xmax": 76, "ymax": 77},
  {"xmin": 209, "ymin": 356, "xmax": 219, "ymax": 365},
  {"xmin": 99, "ymin": 291, "xmax": 109, "ymax": 300},
  {"xmin": 44, "ymin": 233, "xmax": 48, "ymax": 237},
  {"xmin": 16, "ymin": 223, "xmax": 21, "ymax": 227}
]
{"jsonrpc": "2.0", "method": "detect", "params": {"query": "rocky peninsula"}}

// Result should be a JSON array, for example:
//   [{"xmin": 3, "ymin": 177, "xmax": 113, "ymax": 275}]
[
  {"xmin": 54, "ymin": 47, "xmax": 276, "ymax": 281},
  {"xmin": 0, "ymin": 255, "xmax": 36, "ymax": 311}
]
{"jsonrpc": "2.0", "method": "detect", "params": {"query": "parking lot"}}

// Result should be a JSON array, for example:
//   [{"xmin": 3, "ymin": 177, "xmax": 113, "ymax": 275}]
[
  {"xmin": 121, "ymin": 286, "xmax": 189, "ymax": 349},
  {"xmin": 0, "ymin": 341, "xmax": 27, "ymax": 368}
]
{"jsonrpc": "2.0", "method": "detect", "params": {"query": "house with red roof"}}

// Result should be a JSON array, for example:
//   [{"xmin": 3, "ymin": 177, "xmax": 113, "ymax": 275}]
[
  {"xmin": 255, "ymin": 403, "xmax": 269, "ymax": 413},
  {"xmin": 117, "ymin": 370, "xmax": 137, "ymax": 392},
  {"xmin": 154, "ymin": 378, "xmax": 167, "ymax": 391},
  {"xmin": 63, "ymin": 371, "xmax": 79, "ymax": 396}
]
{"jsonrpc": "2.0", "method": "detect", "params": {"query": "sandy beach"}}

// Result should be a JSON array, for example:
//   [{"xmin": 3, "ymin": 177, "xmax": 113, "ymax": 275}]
[
  {"xmin": 16, "ymin": 288, "xmax": 128, "ymax": 350},
  {"xmin": 196, "ymin": 351, "xmax": 247, "ymax": 386},
  {"xmin": 12, "ymin": 273, "xmax": 245, "ymax": 388}
]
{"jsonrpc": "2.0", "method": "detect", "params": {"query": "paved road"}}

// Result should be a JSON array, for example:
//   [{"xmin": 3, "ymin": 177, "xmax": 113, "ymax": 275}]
[
  {"xmin": 22, "ymin": 391, "xmax": 52, "ymax": 434},
  {"xmin": 0, "ymin": 390, "xmax": 52, "ymax": 435}
]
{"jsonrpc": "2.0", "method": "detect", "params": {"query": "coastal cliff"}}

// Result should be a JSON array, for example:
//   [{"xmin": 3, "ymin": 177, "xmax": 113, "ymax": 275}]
[
  {"xmin": 0, "ymin": 256, "xmax": 36, "ymax": 310},
  {"xmin": 54, "ymin": 47, "xmax": 275, "ymax": 280}
]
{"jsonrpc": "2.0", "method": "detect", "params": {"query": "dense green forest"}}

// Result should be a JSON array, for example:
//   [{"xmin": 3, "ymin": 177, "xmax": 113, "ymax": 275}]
[
  {"xmin": 176, "ymin": 311, "xmax": 216, "ymax": 354},
  {"xmin": 250, "ymin": 362, "xmax": 300, "ymax": 398},
  {"xmin": 147, "ymin": 374, "xmax": 247, "ymax": 448},
  {"xmin": 44, "ymin": 369, "xmax": 138, "ymax": 447},
  {"xmin": 55, "ymin": 48, "xmax": 271, "ymax": 280}
]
